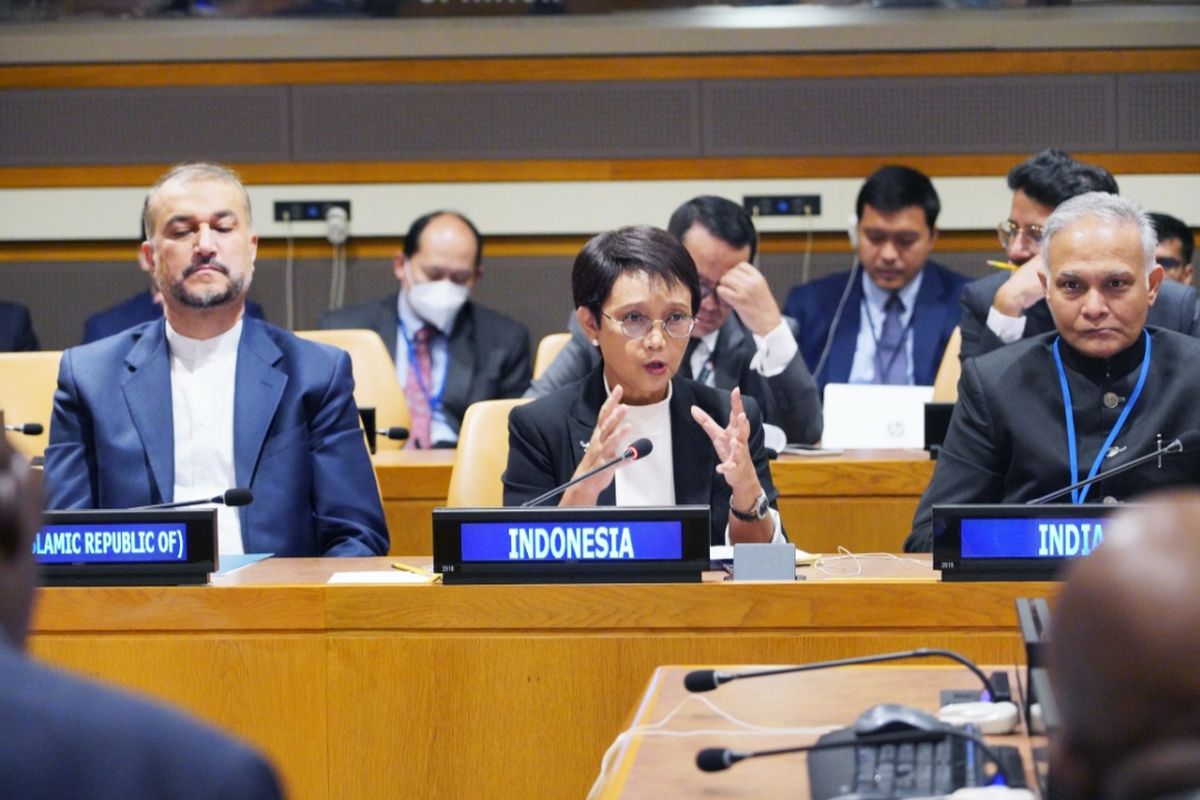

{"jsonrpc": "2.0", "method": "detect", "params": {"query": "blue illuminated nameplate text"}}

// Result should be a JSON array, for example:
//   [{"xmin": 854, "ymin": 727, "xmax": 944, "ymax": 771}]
[
  {"xmin": 33, "ymin": 523, "xmax": 189, "ymax": 564},
  {"xmin": 961, "ymin": 517, "xmax": 1104, "ymax": 559},
  {"xmin": 460, "ymin": 520, "xmax": 682, "ymax": 562}
]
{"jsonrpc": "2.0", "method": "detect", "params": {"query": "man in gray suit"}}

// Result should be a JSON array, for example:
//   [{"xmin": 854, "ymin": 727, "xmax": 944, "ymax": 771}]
[
  {"xmin": 318, "ymin": 210, "xmax": 530, "ymax": 448},
  {"xmin": 527, "ymin": 196, "xmax": 822, "ymax": 446}
]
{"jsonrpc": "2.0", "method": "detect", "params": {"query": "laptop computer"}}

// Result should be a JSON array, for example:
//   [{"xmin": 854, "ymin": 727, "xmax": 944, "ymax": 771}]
[{"xmin": 821, "ymin": 383, "xmax": 934, "ymax": 449}]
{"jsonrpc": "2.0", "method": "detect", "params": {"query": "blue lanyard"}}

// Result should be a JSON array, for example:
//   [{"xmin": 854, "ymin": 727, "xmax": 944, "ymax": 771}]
[
  {"xmin": 1052, "ymin": 331, "xmax": 1151, "ymax": 504},
  {"xmin": 398, "ymin": 322, "xmax": 448, "ymax": 412},
  {"xmin": 861, "ymin": 296, "xmax": 916, "ymax": 382}
]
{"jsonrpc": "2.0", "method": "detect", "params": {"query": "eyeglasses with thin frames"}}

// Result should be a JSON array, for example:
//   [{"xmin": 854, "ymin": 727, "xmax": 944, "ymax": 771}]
[
  {"xmin": 600, "ymin": 311, "xmax": 696, "ymax": 340},
  {"xmin": 997, "ymin": 220, "xmax": 1044, "ymax": 250}
]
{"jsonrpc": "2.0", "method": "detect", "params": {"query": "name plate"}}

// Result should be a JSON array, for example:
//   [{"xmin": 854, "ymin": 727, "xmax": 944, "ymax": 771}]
[
  {"xmin": 933, "ymin": 503, "xmax": 1123, "ymax": 581},
  {"xmin": 433, "ymin": 506, "xmax": 710, "ymax": 584},
  {"xmin": 35, "ymin": 509, "xmax": 218, "ymax": 586}
]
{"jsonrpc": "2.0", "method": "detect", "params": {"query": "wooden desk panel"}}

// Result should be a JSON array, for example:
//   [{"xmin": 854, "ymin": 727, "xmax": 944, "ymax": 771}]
[
  {"xmin": 373, "ymin": 449, "xmax": 935, "ymax": 556},
  {"xmin": 602, "ymin": 665, "xmax": 1039, "ymax": 798},
  {"xmin": 28, "ymin": 558, "xmax": 1052, "ymax": 800}
]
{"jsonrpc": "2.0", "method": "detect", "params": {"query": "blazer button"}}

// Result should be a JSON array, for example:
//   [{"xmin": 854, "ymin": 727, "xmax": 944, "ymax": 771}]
[{"xmin": 1103, "ymin": 392, "xmax": 1120, "ymax": 409}]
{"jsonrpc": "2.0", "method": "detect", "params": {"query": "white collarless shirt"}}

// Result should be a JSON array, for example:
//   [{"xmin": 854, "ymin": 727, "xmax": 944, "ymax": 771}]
[{"xmin": 166, "ymin": 318, "xmax": 243, "ymax": 555}]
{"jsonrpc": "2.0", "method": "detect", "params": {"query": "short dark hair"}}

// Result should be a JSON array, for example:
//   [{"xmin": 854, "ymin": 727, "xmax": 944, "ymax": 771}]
[
  {"xmin": 855, "ymin": 165, "xmax": 940, "ymax": 229},
  {"xmin": 572, "ymin": 225, "xmax": 701, "ymax": 323},
  {"xmin": 1150, "ymin": 212, "xmax": 1195, "ymax": 265},
  {"xmin": 1007, "ymin": 149, "xmax": 1119, "ymax": 209},
  {"xmin": 666, "ymin": 196, "xmax": 758, "ymax": 262},
  {"xmin": 402, "ymin": 211, "xmax": 483, "ymax": 269}
]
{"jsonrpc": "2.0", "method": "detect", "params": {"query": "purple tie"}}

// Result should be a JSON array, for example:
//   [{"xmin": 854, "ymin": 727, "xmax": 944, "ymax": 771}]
[
  {"xmin": 405, "ymin": 325, "xmax": 436, "ymax": 449},
  {"xmin": 877, "ymin": 293, "xmax": 908, "ymax": 385}
]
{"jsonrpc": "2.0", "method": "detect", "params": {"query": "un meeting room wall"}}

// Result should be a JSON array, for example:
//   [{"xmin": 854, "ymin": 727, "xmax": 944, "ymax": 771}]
[{"xmin": 4, "ymin": 5, "xmax": 1200, "ymax": 798}]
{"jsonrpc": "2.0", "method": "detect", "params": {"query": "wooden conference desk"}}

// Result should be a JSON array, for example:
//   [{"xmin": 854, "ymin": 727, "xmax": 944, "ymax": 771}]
[
  {"xmin": 374, "ymin": 448, "xmax": 935, "ymax": 556},
  {"xmin": 600, "ymin": 665, "xmax": 1040, "ymax": 798},
  {"xmin": 29, "ymin": 557, "xmax": 1051, "ymax": 800}
]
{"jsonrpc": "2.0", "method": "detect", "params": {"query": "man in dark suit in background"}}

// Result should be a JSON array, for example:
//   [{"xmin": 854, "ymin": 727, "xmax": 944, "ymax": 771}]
[
  {"xmin": 1150, "ymin": 211, "xmax": 1195, "ymax": 287},
  {"xmin": 0, "ymin": 300, "xmax": 38, "ymax": 351},
  {"xmin": 317, "ymin": 210, "xmax": 531, "ymax": 448},
  {"xmin": 783, "ymin": 165, "xmax": 969, "ymax": 390},
  {"xmin": 526, "ymin": 195, "xmax": 823, "ymax": 446},
  {"xmin": 0, "ymin": 434, "xmax": 283, "ymax": 799},
  {"xmin": 958, "ymin": 149, "xmax": 1199, "ymax": 361}
]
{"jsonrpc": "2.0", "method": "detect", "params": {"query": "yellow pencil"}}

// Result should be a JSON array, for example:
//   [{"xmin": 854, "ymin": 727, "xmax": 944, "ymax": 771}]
[
  {"xmin": 987, "ymin": 260, "xmax": 1019, "ymax": 271},
  {"xmin": 390, "ymin": 561, "xmax": 442, "ymax": 582}
]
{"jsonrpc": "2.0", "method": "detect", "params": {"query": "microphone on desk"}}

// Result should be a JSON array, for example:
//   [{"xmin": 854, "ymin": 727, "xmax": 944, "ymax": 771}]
[
  {"xmin": 684, "ymin": 648, "xmax": 1009, "ymax": 702},
  {"xmin": 4, "ymin": 422, "xmax": 43, "ymax": 436},
  {"xmin": 378, "ymin": 426, "xmax": 409, "ymax": 442},
  {"xmin": 696, "ymin": 726, "xmax": 1016, "ymax": 786},
  {"xmin": 1026, "ymin": 430, "xmax": 1200, "ymax": 505},
  {"xmin": 133, "ymin": 488, "xmax": 254, "ymax": 510},
  {"xmin": 520, "ymin": 438, "xmax": 653, "ymax": 508}
]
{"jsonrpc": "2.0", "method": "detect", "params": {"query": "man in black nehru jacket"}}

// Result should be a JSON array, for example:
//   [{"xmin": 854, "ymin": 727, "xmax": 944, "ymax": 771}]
[{"xmin": 907, "ymin": 192, "xmax": 1200, "ymax": 552}]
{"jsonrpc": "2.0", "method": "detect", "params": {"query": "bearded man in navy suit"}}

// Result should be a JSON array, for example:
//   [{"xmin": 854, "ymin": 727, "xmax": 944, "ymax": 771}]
[{"xmin": 44, "ymin": 162, "xmax": 387, "ymax": 557}]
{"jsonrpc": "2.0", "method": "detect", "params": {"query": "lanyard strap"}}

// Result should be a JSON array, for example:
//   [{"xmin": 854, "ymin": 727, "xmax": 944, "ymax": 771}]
[
  {"xmin": 1052, "ymin": 331, "xmax": 1151, "ymax": 504},
  {"xmin": 398, "ymin": 322, "xmax": 448, "ymax": 412}
]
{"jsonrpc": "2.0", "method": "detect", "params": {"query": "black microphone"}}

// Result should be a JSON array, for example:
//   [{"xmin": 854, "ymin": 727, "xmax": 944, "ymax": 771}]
[
  {"xmin": 1027, "ymin": 430, "xmax": 1200, "ymax": 505},
  {"xmin": 521, "ymin": 438, "xmax": 654, "ymax": 508},
  {"xmin": 696, "ymin": 727, "xmax": 1015, "ymax": 785},
  {"xmin": 684, "ymin": 648, "xmax": 1005, "ymax": 702},
  {"xmin": 4, "ymin": 423, "xmax": 43, "ymax": 436},
  {"xmin": 134, "ymin": 488, "xmax": 254, "ymax": 510},
  {"xmin": 378, "ymin": 426, "xmax": 409, "ymax": 441}
]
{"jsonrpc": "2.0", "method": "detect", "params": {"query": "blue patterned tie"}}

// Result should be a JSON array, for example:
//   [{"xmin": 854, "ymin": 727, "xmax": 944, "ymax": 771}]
[{"xmin": 877, "ymin": 293, "xmax": 908, "ymax": 385}]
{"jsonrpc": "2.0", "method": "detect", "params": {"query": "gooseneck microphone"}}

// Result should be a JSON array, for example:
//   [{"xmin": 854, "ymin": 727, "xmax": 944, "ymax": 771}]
[
  {"xmin": 4, "ymin": 423, "xmax": 43, "ymax": 436},
  {"xmin": 695, "ymin": 727, "xmax": 1015, "ymax": 785},
  {"xmin": 134, "ymin": 488, "xmax": 254, "ymax": 510},
  {"xmin": 378, "ymin": 426, "xmax": 409, "ymax": 442},
  {"xmin": 1026, "ymin": 430, "xmax": 1200, "ymax": 505},
  {"xmin": 684, "ymin": 648, "xmax": 1005, "ymax": 702},
  {"xmin": 521, "ymin": 438, "xmax": 654, "ymax": 508}
]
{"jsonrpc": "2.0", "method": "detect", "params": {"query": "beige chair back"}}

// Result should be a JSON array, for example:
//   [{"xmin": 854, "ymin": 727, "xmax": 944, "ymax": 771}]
[
  {"xmin": 295, "ymin": 329, "xmax": 411, "ymax": 448},
  {"xmin": 533, "ymin": 332, "xmax": 572, "ymax": 380},
  {"xmin": 0, "ymin": 351, "xmax": 62, "ymax": 457},
  {"xmin": 932, "ymin": 326, "xmax": 962, "ymax": 403},
  {"xmin": 446, "ymin": 398, "xmax": 530, "ymax": 507}
]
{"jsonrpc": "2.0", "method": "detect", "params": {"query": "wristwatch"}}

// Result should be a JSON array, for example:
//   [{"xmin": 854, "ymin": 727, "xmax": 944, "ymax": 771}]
[{"xmin": 730, "ymin": 491, "xmax": 770, "ymax": 522}]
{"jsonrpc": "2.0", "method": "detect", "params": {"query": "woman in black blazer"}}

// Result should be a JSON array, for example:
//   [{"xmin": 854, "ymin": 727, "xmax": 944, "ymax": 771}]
[{"xmin": 502, "ymin": 225, "xmax": 781, "ymax": 546}]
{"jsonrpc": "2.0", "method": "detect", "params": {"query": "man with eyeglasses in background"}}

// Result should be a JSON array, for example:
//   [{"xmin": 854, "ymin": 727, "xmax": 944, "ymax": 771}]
[
  {"xmin": 958, "ymin": 149, "xmax": 1200, "ymax": 361},
  {"xmin": 527, "ymin": 196, "xmax": 823, "ymax": 448},
  {"xmin": 1150, "ymin": 212, "xmax": 1195, "ymax": 287}
]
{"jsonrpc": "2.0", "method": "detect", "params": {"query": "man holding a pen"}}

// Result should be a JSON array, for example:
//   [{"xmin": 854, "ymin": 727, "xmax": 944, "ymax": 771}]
[{"xmin": 958, "ymin": 149, "xmax": 1200, "ymax": 361}]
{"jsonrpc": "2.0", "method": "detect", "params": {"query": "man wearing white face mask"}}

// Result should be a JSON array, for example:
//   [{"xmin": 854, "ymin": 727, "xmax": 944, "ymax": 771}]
[{"xmin": 318, "ymin": 211, "xmax": 531, "ymax": 448}]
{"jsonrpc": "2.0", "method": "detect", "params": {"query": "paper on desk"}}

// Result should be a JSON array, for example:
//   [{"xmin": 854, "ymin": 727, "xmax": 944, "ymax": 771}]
[
  {"xmin": 328, "ymin": 570, "xmax": 436, "ymax": 585},
  {"xmin": 710, "ymin": 545, "xmax": 818, "ymax": 566}
]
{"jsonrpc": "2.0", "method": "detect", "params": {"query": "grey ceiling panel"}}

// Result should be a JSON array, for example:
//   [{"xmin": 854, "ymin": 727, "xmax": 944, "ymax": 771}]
[
  {"xmin": 702, "ymin": 75, "xmax": 1117, "ymax": 156},
  {"xmin": 0, "ymin": 86, "xmax": 290, "ymax": 166},
  {"xmin": 292, "ymin": 81, "xmax": 700, "ymax": 161}
]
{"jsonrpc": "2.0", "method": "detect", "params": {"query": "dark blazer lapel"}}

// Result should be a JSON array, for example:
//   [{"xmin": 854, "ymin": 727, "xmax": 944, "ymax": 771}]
[
  {"xmin": 826, "ymin": 274, "xmax": 864, "ymax": 385},
  {"xmin": 440, "ymin": 303, "xmax": 477, "ymax": 427},
  {"xmin": 121, "ymin": 320, "xmax": 175, "ymax": 503},
  {"xmin": 911, "ymin": 265, "xmax": 951, "ymax": 385},
  {"xmin": 569, "ymin": 367, "xmax": 614, "ymax": 505},
  {"xmin": 374, "ymin": 294, "xmax": 401, "ymax": 361},
  {"xmin": 233, "ymin": 318, "xmax": 287, "ymax": 489},
  {"xmin": 712, "ymin": 315, "xmax": 750, "ymax": 391},
  {"xmin": 668, "ymin": 379, "xmax": 718, "ymax": 507}
]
